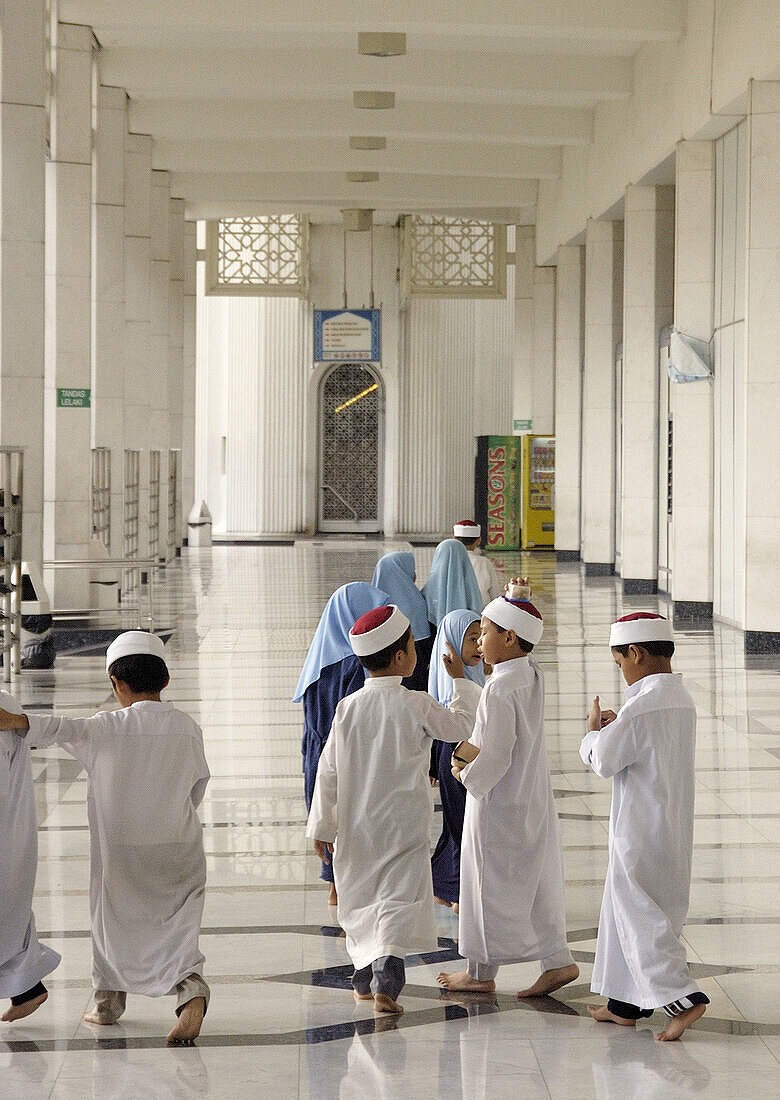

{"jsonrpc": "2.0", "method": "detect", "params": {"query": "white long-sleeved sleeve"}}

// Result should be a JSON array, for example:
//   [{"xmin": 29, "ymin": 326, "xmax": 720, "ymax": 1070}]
[
  {"xmin": 459, "ymin": 693, "xmax": 517, "ymax": 800},
  {"xmin": 26, "ymin": 713, "xmax": 101, "ymax": 770},
  {"xmin": 306, "ymin": 726, "xmax": 338, "ymax": 842},
  {"xmin": 416, "ymin": 681, "xmax": 478, "ymax": 743},
  {"xmin": 579, "ymin": 710, "xmax": 639, "ymax": 778}
]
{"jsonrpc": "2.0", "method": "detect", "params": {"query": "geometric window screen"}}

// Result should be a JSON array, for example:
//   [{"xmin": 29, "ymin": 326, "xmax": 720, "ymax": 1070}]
[
  {"xmin": 401, "ymin": 215, "xmax": 507, "ymax": 299},
  {"xmin": 205, "ymin": 215, "xmax": 309, "ymax": 297}
]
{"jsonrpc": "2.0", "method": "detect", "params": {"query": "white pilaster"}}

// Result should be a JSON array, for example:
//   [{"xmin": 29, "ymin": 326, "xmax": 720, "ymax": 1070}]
[
  {"xmin": 43, "ymin": 23, "xmax": 93, "ymax": 608},
  {"xmin": 182, "ymin": 220, "xmax": 197, "ymax": 538},
  {"xmin": 743, "ymin": 80, "xmax": 780, "ymax": 650},
  {"xmin": 620, "ymin": 184, "xmax": 675, "ymax": 593},
  {"xmin": 149, "ymin": 169, "xmax": 170, "ymax": 562},
  {"xmin": 581, "ymin": 218, "xmax": 623, "ymax": 572},
  {"xmin": 0, "ymin": 1, "xmax": 47, "ymax": 564},
  {"xmin": 672, "ymin": 140, "xmax": 715, "ymax": 618},
  {"xmin": 168, "ymin": 197, "xmax": 185, "ymax": 547},
  {"xmin": 532, "ymin": 265, "xmax": 556, "ymax": 435},
  {"xmin": 554, "ymin": 244, "xmax": 584, "ymax": 558},
  {"xmin": 513, "ymin": 225, "xmax": 535, "ymax": 429}
]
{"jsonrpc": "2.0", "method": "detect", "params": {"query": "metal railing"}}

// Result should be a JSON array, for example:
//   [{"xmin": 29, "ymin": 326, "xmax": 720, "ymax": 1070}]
[
  {"xmin": 42, "ymin": 558, "xmax": 163, "ymax": 632},
  {"xmin": 1, "ymin": 447, "xmax": 23, "ymax": 683}
]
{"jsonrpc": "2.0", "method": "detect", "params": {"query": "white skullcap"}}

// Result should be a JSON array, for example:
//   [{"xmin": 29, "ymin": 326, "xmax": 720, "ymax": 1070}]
[
  {"xmin": 609, "ymin": 614, "xmax": 674, "ymax": 647},
  {"xmin": 0, "ymin": 690, "xmax": 25, "ymax": 717},
  {"xmin": 453, "ymin": 520, "xmax": 481, "ymax": 538},
  {"xmin": 349, "ymin": 605, "xmax": 411, "ymax": 657},
  {"xmin": 106, "ymin": 630, "xmax": 166, "ymax": 672},
  {"xmin": 482, "ymin": 597, "xmax": 544, "ymax": 645}
]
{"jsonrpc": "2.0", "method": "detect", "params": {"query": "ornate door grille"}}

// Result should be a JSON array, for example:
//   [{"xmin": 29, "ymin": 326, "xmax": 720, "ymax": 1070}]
[{"xmin": 319, "ymin": 365, "xmax": 382, "ymax": 532}]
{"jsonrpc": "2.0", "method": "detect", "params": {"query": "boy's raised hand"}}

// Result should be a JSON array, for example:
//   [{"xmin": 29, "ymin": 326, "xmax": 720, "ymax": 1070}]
[
  {"xmin": 587, "ymin": 696, "xmax": 617, "ymax": 732},
  {"xmin": 0, "ymin": 707, "xmax": 29, "ymax": 733},
  {"xmin": 442, "ymin": 642, "xmax": 465, "ymax": 681}
]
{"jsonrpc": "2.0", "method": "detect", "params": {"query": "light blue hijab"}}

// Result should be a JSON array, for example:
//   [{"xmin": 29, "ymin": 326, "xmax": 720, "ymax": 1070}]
[
  {"xmin": 371, "ymin": 552, "xmax": 431, "ymax": 641},
  {"xmin": 428, "ymin": 610, "xmax": 485, "ymax": 707},
  {"xmin": 293, "ymin": 582, "xmax": 390, "ymax": 702},
  {"xmin": 421, "ymin": 539, "xmax": 483, "ymax": 626}
]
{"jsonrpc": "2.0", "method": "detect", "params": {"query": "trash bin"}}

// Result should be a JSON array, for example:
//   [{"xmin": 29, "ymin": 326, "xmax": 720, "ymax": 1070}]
[
  {"xmin": 187, "ymin": 501, "xmax": 212, "ymax": 548},
  {"xmin": 20, "ymin": 562, "xmax": 55, "ymax": 669}
]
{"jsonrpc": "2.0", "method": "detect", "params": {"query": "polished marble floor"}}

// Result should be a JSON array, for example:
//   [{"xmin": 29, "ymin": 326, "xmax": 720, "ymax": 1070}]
[{"xmin": 2, "ymin": 542, "xmax": 779, "ymax": 1098}]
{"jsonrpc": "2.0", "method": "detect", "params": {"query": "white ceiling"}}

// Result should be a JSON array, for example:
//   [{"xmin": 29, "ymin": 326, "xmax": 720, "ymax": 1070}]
[{"xmin": 63, "ymin": 0, "xmax": 685, "ymax": 222}]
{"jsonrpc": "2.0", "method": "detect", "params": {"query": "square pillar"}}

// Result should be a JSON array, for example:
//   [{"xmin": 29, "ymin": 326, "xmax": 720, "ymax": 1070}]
[
  {"xmin": 149, "ymin": 169, "xmax": 170, "ymax": 561},
  {"xmin": 168, "ymin": 198, "xmax": 185, "ymax": 546},
  {"xmin": 620, "ymin": 184, "xmax": 675, "ymax": 595},
  {"xmin": 554, "ymin": 244, "xmax": 584, "ymax": 559},
  {"xmin": 743, "ymin": 81, "xmax": 780, "ymax": 652},
  {"xmin": 182, "ymin": 220, "xmax": 197, "ymax": 536},
  {"xmin": 43, "ymin": 23, "xmax": 94, "ymax": 608},
  {"xmin": 513, "ymin": 225, "xmax": 535, "ymax": 429},
  {"xmin": 532, "ymin": 265, "xmax": 556, "ymax": 436},
  {"xmin": 0, "ymin": 0, "xmax": 47, "ymax": 564},
  {"xmin": 581, "ymin": 218, "xmax": 623, "ymax": 574},
  {"xmin": 671, "ymin": 140, "xmax": 715, "ymax": 621}
]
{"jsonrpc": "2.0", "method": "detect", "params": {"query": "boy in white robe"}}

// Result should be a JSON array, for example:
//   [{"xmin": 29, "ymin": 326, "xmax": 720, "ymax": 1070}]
[
  {"xmin": 0, "ymin": 691, "xmax": 61, "ymax": 1023},
  {"xmin": 0, "ymin": 631, "xmax": 211, "ymax": 1044},
  {"xmin": 438, "ymin": 595, "xmax": 578, "ymax": 998},
  {"xmin": 306, "ymin": 604, "xmax": 477, "ymax": 1015},
  {"xmin": 453, "ymin": 520, "xmax": 503, "ymax": 606},
  {"xmin": 581, "ymin": 612, "xmax": 709, "ymax": 1042}
]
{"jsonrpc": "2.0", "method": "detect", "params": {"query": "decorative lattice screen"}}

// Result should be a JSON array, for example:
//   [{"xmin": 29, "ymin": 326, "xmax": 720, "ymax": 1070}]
[
  {"xmin": 205, "ymin": 215, "xmax": 309, "ymax": 297},
  {"xmin": 402, "ymin": 215, "xmax": 507, "ymax": 299}
]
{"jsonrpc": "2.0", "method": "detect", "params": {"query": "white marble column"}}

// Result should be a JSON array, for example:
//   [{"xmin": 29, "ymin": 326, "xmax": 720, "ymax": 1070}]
[
  {"xmin": 124, "ymin": 131, "xmax": 152, "ymax": 566},
  {"xmin": 0, "ymin": 1, "xmax": 47, "ymax": 565},
  {"xmin": 743, "ymin": 80, "xmax": 780, "ymax": 652},
  {"xmin": 149, "ymin": 169, "xmax": 170, "ymax": 562},
  {"xmin": 43, "ymin": 23, "xmax": 93, "ymax": 608},
  {"xmin": 168, "ymin": 197, "xmax": 185, "ymax": 549},
  {"xmin": 532, "ymin": 266, "xmax": 556, "ymax": 436},
  {"xmin": 619, "ymin": 185, "xmax": 675, "ymax": 594},
  {"xmin": 554, "ymin": 244, "xmax": 584, "ymax": 559},
  {"xmin": 93, "ymin": 84, "xmax": 127, "ymax": 558},
  {"xmin": 513, "ymin": 225, "xmax": 535, "ymax": 429},
  {"xmin": 182, "ymin": 220, "xmax": 197, "ymax": 539},
  {"xmin": 671, "ymin": 140, "xmax": 715, "ymax": 620},
  {"xmin": 581, "ymin": 218, "xmax": 623, "ymax": 573}
]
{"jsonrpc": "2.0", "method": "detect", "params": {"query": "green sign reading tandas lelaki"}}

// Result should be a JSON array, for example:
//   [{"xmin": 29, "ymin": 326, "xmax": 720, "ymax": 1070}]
[{"xmin": 57, "ymin": 388, "xmax": 90, "ymax": 408}]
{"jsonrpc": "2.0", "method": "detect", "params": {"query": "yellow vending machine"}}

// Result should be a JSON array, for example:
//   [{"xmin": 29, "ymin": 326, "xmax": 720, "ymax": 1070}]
[{"xmin": 521, "ymin": 435, "xmax": 555, "ymax": 549}]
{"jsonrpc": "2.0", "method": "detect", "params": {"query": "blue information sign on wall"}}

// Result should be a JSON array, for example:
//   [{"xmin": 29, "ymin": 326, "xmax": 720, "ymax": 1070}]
[{"xmin": 314, "ymin": 309, "xmax": 381, "ymax": 362}]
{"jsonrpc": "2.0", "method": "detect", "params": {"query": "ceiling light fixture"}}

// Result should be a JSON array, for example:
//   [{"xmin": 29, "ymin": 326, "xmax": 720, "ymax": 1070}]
[
  {"xmin": 346, "ymin": 171, "xmax": 379, "ymax": 183},
  {"xmin": 353, "ymin": 91, "xmax": 395, "ymax": 110},
  {"xmin": 358, "ymin": 32, "xmax": 406, "ymax": 57},
  {"xmin": 350, "ymin": 136, "xmax": 387, "ymax": 150}
]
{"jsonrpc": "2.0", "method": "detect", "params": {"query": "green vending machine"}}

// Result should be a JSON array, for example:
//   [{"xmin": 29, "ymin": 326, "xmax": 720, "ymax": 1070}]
[{"xmin": 474, "ymin": 436, "xmax": 522, "ymax": 551}]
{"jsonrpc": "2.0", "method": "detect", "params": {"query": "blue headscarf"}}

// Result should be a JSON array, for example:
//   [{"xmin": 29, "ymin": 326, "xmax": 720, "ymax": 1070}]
[
  {"xmin": 421, "ymin": 539, "xmax": 483, "ymax": 626},
  {"xmin": 428, "ymin": 610, "xmax": 485, "ymax": 707},
  {"xmin": 371, "ymin": 552, "xmax": 431, "ymax": 641},
  {"xmin": 293, "ymin": 582, "xmax": 390, "ymax": 702}
]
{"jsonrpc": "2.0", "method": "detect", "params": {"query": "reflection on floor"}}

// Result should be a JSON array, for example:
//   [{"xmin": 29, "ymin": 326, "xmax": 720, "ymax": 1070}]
[{"xmin": 3, "ymin": 543, "xmax": 779, "ymax": 1098}]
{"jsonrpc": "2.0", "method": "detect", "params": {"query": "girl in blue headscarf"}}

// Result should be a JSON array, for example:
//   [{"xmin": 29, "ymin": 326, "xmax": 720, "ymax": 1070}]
[
  {"xmin": 428, "ymin": 609, "xmax": 485, "ymax": 908},
  {"xmin": 371, "ymin": 552, "xmax": 435, "ymax": 692},
  {"xmin": 294, "ymin": 582, "xmax": 390, "ymax": 901},
  {"xmin": 421, "ymin": 540, "xmax": 483, "ymax": 627}
]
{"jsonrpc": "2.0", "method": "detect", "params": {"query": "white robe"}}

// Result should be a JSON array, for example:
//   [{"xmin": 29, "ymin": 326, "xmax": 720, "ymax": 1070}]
[
  {"xmin": 469, "ymin": 551, "xmax": 504, "ymax": 607},
  {"xmin": 0, "ymin": 704, "xmax": 61, "ymax": 998},
  {"xmin": 306, "ymin": 677, "xmax": 476, "ymax": 971},
  {"xmin": 457, "ymin": 655, "xmax": 570, "ymax": 966},
  {"xmin": 27, "ymin": 701, "xmax": 210, "ymax": 996},
  {"xmin": 580, "ymin": 673, "xmax": 700, "ymax": 1009}
]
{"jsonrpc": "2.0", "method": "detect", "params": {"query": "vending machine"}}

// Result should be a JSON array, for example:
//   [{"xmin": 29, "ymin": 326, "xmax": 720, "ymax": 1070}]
[
  {"xmin": 520, "ymin": 435, "xmax": 555, "ymax": 549},
  {"xmin": 474, "ymin": 436, "xmax": 522, "ymax": 551}
]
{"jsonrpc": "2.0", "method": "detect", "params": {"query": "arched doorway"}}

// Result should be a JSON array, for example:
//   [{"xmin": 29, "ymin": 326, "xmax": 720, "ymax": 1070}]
[{"xmin": 318, "ymin": 363, "xmax": 383, "ymax": 533}]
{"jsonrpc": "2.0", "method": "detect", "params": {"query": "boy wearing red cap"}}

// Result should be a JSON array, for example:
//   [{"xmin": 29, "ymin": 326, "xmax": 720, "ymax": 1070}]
[
  {"xmin": 581, "ymin": 613, "xmax": 708, "ymax": 1041},
  {"xmin": 437, "ymin": 593, "xmax": 578, "ymax": 999},
  {"xmin": 0, "ymin": 631, "xmax": 211, "ymax": 1043},
  {"xmin": 306, "ymin": 604, "xmax": 476, "ymax": 1015}
]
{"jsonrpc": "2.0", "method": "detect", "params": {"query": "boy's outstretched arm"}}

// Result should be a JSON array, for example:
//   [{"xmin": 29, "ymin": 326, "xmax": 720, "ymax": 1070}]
[
  {"xmin": 0, "ymin": 707, "xmax": 29, "ymax": 733},
  {"xmin": 580, "ymin": 696, "xmax": 637, "ymax": 778}
]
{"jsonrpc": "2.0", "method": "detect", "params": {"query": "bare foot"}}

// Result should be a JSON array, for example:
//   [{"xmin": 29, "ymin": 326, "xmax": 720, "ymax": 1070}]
[
  {"xmin": 517, "ymin": 963, "xmax": 579, "ymax": 998},
  {"xmin": 587, "ymin": 1004, "xmax": 637, "ymax": 1027},
  {"xmin": 452, "ymin": 903, "xmax": 459, "ymax": 914},
  {"xmin": 353, "ymin": 991, "xmax": 374, "ymax": 1003},
  {"xmin": 434, "ymin": 896, "xmax": 452, "ymax": 908},
  {"xmin": 656, "ymin": 1002, "xmax": 706, "ymax": 1041},
  {"xmin": 1, "ymin": 992, "xmax": 48, "ymax": 1022},
  {"xmin": 437, "ymin": 970, "xmax": 495, "ymax": 992},
  {"xmin": 167, "ymin": 996, "xmax": 206, "ymax": 1045},
  {"xmin": 373, "ymin": 993, "xmax": 403, "ymax": 1015},
  {"xmin": 82, "ymin": 1008, "xmax": 121, "ymax": 1026},
  {"xmin": 327, "ymin": 883, "xmax": 338, "ymax": 906}
]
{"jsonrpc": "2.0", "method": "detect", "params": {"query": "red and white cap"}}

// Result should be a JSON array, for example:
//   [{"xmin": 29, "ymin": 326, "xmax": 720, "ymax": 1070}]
[
  {"xmin": 453, "ymin": 519, "xmax": 481, "ymax": 538},
  {"xmin": 609, "ymin": 612, "xmax": 674, "ymax": 647},
  {"xmin": 483, "ymin": 596, "xmax": 543, "ymax": 645},
  {"xmin": 349, "ymin": 605, "xmax": 411, "ymax": 657}
]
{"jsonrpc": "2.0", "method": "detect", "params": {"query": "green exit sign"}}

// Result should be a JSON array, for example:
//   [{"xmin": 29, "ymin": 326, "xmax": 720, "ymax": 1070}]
[
  {"xmin": 513, "ymin": 418, "xmax": 532, "ymax": 432},
  {"xmin": 57, "ymin": 388, "xmax": 90, "ymax": 408}
]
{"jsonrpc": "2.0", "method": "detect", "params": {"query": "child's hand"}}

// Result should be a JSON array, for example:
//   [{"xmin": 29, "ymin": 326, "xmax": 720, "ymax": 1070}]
[
  {"xmin": 442, "ymin": 642, "xmax": 466, "ymax": 681},
  {"xmin": 587, "ymin": 696, "xmax": 616, "ymax": 732},
  {"xmin": 313, "ymin": 839, "xmax": 334, "ymax": 864},
  {"xmin": 451, "ymin": 765, "xmax": 464, "ymax": 784},
  {"xmin": 0, "ymin": 707, "xmax": 28, "ymax": 733},
  {"xmin": 600, "ymin": 709, "xmax": 618, "ymax": 726}
]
